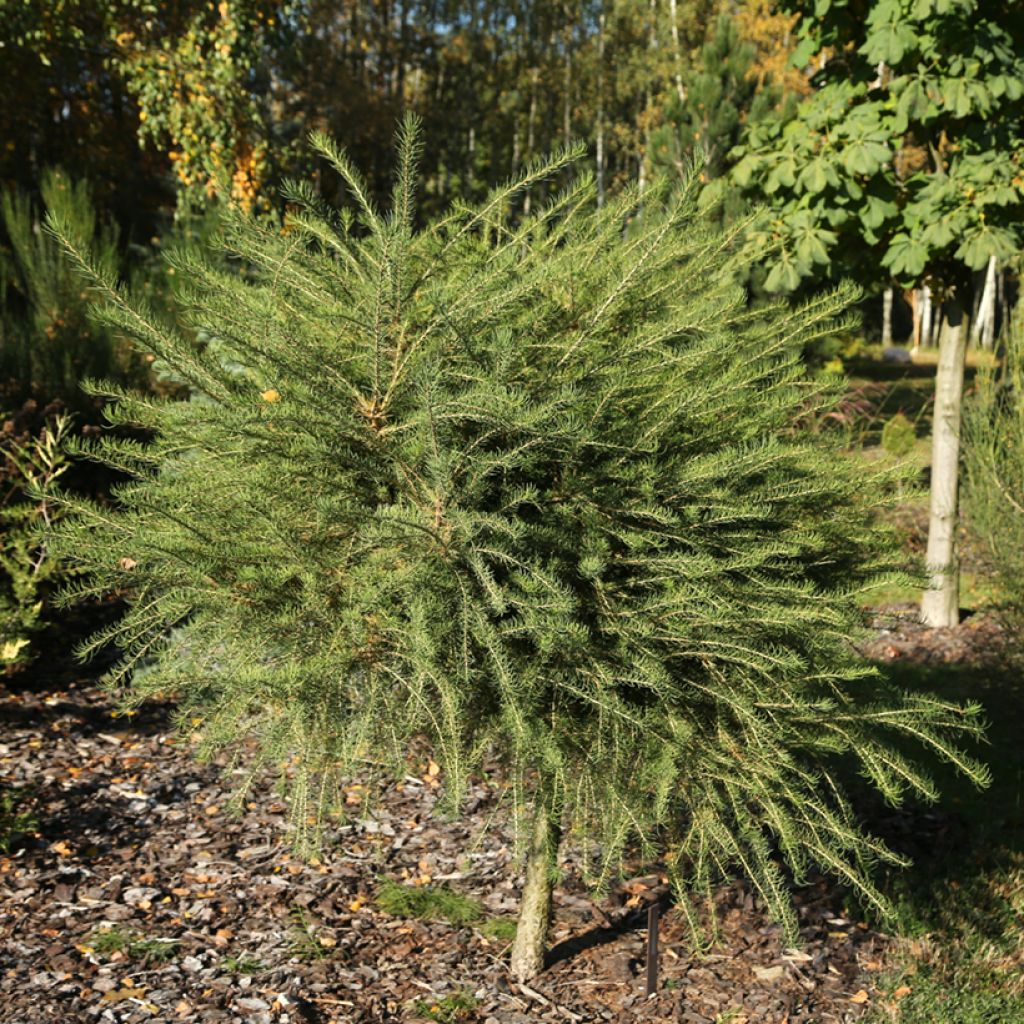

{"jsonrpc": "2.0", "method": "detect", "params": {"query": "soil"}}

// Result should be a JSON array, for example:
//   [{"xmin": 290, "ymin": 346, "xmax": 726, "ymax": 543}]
[{"xmin": 0, "ymin": 606, "xmax": 1006, "ymax": 1024}]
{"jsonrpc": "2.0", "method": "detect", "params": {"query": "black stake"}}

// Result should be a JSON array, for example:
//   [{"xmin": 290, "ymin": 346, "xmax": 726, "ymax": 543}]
[{"xmin": 645, "ymin": 901, "xmax": 660, "ymax": 997}]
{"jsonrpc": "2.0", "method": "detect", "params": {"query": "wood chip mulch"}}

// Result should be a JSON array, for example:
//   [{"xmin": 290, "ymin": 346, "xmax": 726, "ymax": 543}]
[{"xmin": 6, "ymin": 602, "xmax": 1003, "ymax": 1024}]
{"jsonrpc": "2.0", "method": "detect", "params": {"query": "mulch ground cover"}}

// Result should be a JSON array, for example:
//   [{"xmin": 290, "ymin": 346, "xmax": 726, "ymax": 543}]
[{"xmin": 0, "ymin": 605, "xmax": 1004, "ymax": 1024}]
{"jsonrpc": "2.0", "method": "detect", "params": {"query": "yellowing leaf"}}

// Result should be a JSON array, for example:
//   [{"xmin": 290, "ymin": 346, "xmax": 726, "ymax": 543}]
[
  {"xmin": 260, "ymin": 388, "xmax": 281, "ymax": 403},
  {"xmin": 1, "ymin": 638, "xmax": 30, "ymax": 661},
  {"xmin": 850, "ymin": 989, "xmax": 870, "ymax": 1004}
]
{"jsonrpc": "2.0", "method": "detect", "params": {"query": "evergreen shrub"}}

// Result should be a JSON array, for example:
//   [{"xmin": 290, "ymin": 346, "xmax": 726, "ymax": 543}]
[
  {"xmin": 48, "ymin": 120, "xmax": 987, "ymax": 976},
  {"xmin": 881, "ymin": 412, "xmax": 917, "ymax": 460},
  {"xmin": 1, "ymin": 169, "xmax": 146, "ymax": 403}
]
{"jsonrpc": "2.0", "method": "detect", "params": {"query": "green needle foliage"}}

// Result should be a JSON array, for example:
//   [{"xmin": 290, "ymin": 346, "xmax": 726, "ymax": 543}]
[{"xmin": 47, "ymin": 118, "xmax": 987, "ymax": 956}]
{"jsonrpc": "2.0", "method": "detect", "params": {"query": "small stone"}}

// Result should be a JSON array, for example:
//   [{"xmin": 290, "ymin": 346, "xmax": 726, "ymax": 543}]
[{"xmin": 235, "ymin": 996, "xmax": 270, "ymax": 1012}]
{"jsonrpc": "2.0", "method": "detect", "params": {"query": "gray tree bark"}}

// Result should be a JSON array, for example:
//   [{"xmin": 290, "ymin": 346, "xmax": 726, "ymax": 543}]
[
  {"xmin": 509, "ymin": 783, "xmax": 562, "ymax": 983},
  {"xmin": 882, "ymin": 286, "xmax": 894, "ymax": 346},
  {"xmin": 921, "ymin": 300, "xmax": 967, "ymax": 628}
]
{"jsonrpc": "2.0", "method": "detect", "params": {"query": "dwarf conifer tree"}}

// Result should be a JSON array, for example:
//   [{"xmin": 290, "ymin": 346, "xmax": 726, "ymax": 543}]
[{"xmin": 48, "ymin": 119, "xmax": 987, "ymax": 981}]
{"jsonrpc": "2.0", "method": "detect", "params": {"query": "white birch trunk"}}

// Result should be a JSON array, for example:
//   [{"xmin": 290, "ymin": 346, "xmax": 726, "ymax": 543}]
[
  {"xmin": 921, "ymin": 302, "xmax": 967, "ymax": 628},
  {"xmin": 882, "ymin": 286, "xmax": 894, "ymax": 346},
  {"xmin": 920, "ymin": 285, "xmax": 932, "ymax": 349},
  {"xmin": 596, "ymin": 8, "xmax": 606, "ymax": 207},
  {"xmin": 972, "ymin": 255, "xmax": 997, "ymax": 348},
  {"xmin": 523, "ymin": 68, "xmax": 538, "ymax": 217},
  {"xmin": 668, "ymin": 0, "xmax": 687, "ymax": 103}
]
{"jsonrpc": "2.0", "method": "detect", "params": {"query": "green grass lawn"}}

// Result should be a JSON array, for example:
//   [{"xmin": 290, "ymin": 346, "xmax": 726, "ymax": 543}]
[
  {"xmin": 863, "ymin": 653, "xmax": 1024, "ymax": 1023},
  {"xmin": 836, "ymin": 347, "xmax": 1024, "ymax": 1021}
]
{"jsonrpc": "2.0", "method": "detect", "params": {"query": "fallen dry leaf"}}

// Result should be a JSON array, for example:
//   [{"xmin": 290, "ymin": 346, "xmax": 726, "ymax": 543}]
[{"xmin": 850, "ymin": 989, "xmax": 870, "ymax": 1004}]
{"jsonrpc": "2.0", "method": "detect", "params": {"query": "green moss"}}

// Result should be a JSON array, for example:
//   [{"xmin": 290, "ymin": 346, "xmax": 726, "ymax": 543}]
[
  {"xmin": 87, "ymin": 927, "xmax": 179, "ymax": 965},
  {"xmin": 412, "ymin": 991, "xmax": 478, "ymax": 1023},
  {"xmin": 0, "ymin": 787, "xmax": 37, "ymax": 853},
  {"xmin": 376, "ymin": 879, "xmax": 485, "ymax": 926},
  {"xmin": 478, "ymin": 917, "xmax": 517, "ymax": 942}
]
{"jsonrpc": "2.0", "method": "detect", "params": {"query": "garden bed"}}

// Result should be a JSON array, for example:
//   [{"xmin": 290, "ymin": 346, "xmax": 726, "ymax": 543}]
[{"xmin": 0, "ymin": 607, "xmax": 1009, "ymax": 1024}]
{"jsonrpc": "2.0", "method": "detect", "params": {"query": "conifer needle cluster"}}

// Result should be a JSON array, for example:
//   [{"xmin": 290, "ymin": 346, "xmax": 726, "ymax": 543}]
[{"xmin": 48, "ymin": 119, "xmax": 987, "ymax": 976}]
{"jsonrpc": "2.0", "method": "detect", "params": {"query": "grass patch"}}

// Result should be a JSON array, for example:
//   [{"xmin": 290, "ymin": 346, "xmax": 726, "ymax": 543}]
[
  {"xmin": 412, "ymin": 991, "xmax": 478, "ymax": 1023},
  {"xmin": 868, "ymin": 967, "xmax": 1024, "ymax": 1023},
  {"xmin": 376, "ymin": 879, "xmax": 485, "ymax": 926},
  {"xmin": 287, "ymin": 906, "xmax": 333, "ymax": 961},
  {"xmin": 856, "ymin": 654, "xmax": 1024, "ymax": 1021},
  {"xmin": 376, "ymin": 878, "xmax": 515, "ymax": 941},
  {"xmin": 0, "ymin": 786, "xmax": 38, "ymax": 854},
  {"xmin": 478, "ymin": 917, "xmax": 517, "ymax": 942},
  {"xmin": 87, "ymin": 926, "xmax": 179, "ymax": 965},
  {"xmin": 222, "ymin": 955, "xmax": 266, "ymax": 974}
]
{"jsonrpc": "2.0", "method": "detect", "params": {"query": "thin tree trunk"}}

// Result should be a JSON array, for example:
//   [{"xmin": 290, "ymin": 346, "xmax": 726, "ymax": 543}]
[
  {"xmin": 921, "ymin": 300, "xmax": 967, "ymax": 628},
  {"xmin": 562, "ymin": 7, "xmax": 572, "ymax": 151},
  {"xmin": 972, "ymin": 255, "xmax": 997, "ymax": 348},
  {"xmin": 509, "ymin": 782, "xmax": 562, "ymax": 983},
  {"xmin": 638, "ymin": 0, "xmax": 657, "ymax": 197},
  {"xmin": 596, "ymin": 6, "xmax": 606, "ymax": 207},
  {"xmin": 882, "ymin": 286, "xmax": 894, "ymax": 346},
  {"xmin": 523, "ymin": 67, "xmax": 539, "ymax": 216},
  {"xmin": 910, "ymin": 288, "xmax": 921, "ymax": 353},
  {"xmin": 668, "ymin": 0, "xmax": 686, "ymax": 103},
  {"xmin": 997, "ymin": 264, "xmax": 1007, "ymax": 346},
  {"xmin": 920, "ymin": 285, "xmax": 932, "ymax": 349}
]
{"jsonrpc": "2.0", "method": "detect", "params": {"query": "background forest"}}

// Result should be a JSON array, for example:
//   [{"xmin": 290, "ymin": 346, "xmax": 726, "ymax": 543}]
[{"xmin": 1, "ymin": 1, "xmax": 1023, "ymax": 1022}]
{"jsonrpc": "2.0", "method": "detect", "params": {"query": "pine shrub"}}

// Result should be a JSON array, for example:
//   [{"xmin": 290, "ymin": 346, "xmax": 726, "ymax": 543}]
[
  {"xmin": 1, "ymin": 169, "xmax": 146, "ymax": 403},
  {"xmin": 48, "ymin": 120, "xmax": 987, "ymax": 976}
]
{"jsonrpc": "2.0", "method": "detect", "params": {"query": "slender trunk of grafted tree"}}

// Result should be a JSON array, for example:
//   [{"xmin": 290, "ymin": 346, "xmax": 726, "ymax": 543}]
[
  {"xmin": 510, "ymin": 781, "xmax": 562, "ymax": 983},
  {"xmin": 921, "ymin": 300, "xmax": 967, "ymax": 628},
  {"xmin": 882, "ymin": 285, "xmax": 894, "ymax": 346}
]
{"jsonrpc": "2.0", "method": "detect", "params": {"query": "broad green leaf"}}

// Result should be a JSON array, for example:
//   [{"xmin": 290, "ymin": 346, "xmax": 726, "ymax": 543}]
[{"xmin": 764, "ymin": 258, "xmax": 802, "ymax": 293}]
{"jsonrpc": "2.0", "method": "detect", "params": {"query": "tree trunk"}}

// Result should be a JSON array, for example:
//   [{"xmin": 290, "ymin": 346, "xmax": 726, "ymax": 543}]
[
  {"xmin": 509, "ymin": 783, "xmax": 562, "ymax": 983},
  {"xmin": 910, "ymin": 288, "xmax": 921, "ymax": 353},
  {"xmin": 668, "ymin": 0, "xmax": 687, "ymax": 103},
  {"xmin": 997, "ymin": 263, "xmax": 1007, "ymax": 346},
  {"xmin": 921, "ymin": 300, "xmax": 967, "ymax": 628},
  {"xmin": 882, "ymin": 286, "xmax": 894, "ymax": 346},
  {"xmin": 972, "ymin": 255, "xmax": 997, "ymax": 348},
  {"xmin": 920, "ymin": 284, "xmax": 932, "ymax": 349},
  {"xmin": 523, "ymin": 67, "xmax": 538, "ymax": 217},
  {"xmin": 596, "ymin": 6, "xmax": 606, "ymax": 207}
]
